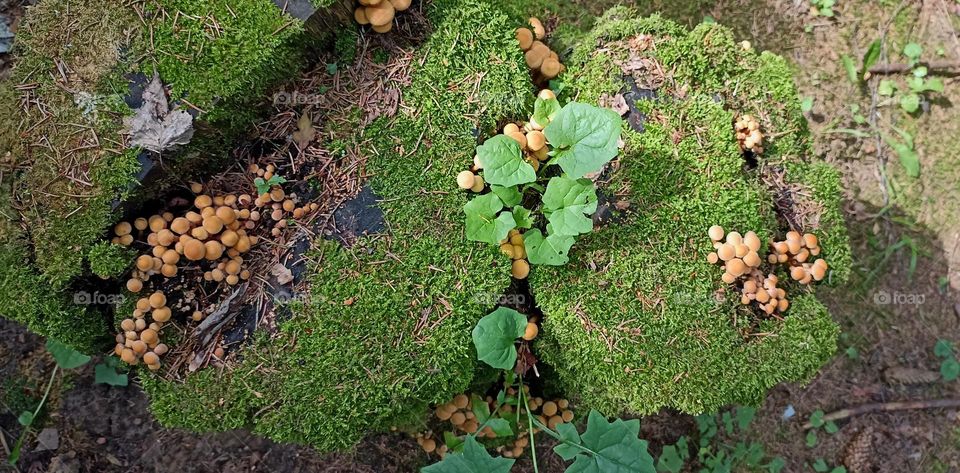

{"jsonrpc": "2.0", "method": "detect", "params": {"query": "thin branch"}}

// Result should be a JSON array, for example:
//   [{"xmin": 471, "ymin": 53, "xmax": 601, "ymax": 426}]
[{"xmin": 802, "ymin": 398, "xmax": 960, "ymax": 429}]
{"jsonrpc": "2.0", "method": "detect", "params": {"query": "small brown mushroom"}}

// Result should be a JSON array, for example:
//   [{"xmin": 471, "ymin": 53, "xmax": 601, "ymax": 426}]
[
  {"xmin": 366, "ymin": 1, "xmax": 395, "ymax": 26},
  {"xmin": 456, "ymin": 171, "xmax": 476, "ymax": 190},
  {"xmin": 515, "ymin": 27, "xmax": 534, "ymax": 50}
]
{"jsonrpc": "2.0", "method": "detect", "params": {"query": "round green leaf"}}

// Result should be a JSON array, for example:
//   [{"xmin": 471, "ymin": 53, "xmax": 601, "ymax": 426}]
[
  {"xmin": 476, "ymin": 135, "xmax": 536, "ymax": 187},
  {"xmin": 471, "ymin": 307, "xmax": 526, "ymax": 370},
  {"xmin": 544, "ymin": 102, "xmax": 622, "ymax": 179}
]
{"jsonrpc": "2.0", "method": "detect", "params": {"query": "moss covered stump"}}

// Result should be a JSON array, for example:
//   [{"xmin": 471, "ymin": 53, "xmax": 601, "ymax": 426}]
[{"xmin": 529, "ymin": 8, "xmax": 851, "ymax": 415}]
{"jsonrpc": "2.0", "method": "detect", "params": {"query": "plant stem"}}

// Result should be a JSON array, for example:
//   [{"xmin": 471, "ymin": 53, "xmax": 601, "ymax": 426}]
[
  {"xmin": 8, "ymin": 365, "xmax": 58, "ymax": 466},
  {"xmin": 518, "ymin": 377, "xmax": 538, "ymax": 473}
]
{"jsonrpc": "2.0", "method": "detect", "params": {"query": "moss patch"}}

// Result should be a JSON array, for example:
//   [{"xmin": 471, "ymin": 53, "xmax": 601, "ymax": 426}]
[
  {"xmin": 0, "ymin": 0, "xmax": 309, "ymax": 350},
  {"xmin": 530, "ymin": 8, "xmax": 849, "ymax": 415},
  {"xmin": 143, "ymin": 0, "xmax": 530, "ymax": 451}
]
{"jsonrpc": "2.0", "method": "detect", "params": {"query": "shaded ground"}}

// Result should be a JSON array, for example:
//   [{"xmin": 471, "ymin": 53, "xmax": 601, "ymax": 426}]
[{"xmin": 3, "ymin": 0, "xmax": 960, "ymax": 472}]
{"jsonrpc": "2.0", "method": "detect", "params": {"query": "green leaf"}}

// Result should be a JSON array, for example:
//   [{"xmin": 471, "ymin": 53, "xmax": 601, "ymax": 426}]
[
  {"xmin": 841, "ymin": 55, "xmax": 858, "ymax": 83},
  {"xmin": 766, "ymin": 457, "xmax": 786, "ymax": 473},
  {"xmin": 543, "ymin": 176, "xmax": 598, "ymax": 212},
  {"xmin": 254, "ymin": 177, "xmax": 268, "ymax": 194},
  {"xmin": 524, "ymin": 229, "xmax": 574, "ymax": 266},
  {"xmin": 471, "ymin": 307, "xmax": 526, "ymax": 370},
  {"xmin": 805, "ymin": 430, "xmax": 818, "ymax": 447},
  {"xmin": 924, "ymin": 77, "xmax": 944, "ymax": 93},
  {"xmin": 543, "ymin": 176, "xmax": 598, "ymax": 236},
  {"xmin": 656, "ymin": 445, "xmax": 684, "ymax": 473},
  {"xmin": 17, "ymin": 411, "xmax": 34, "ymax": 427},
  {"xmin": 46, "ymin": 339, "xmax": 90, "ymax": 369},
  {"xmin": 422, "ymin": 436, "xmax": 514, "ymax": 473},
  {"xmin": 94, "ymin": 362, "xmax": 129, "ymax": 387},
  {"xmin": 545, "ymin": 102, "xmax": 622, "ymax": 179},
  {"xmin": 490, "ymin": 185, "xmax": 522, "ymax": 207},
  {"xmin": 831, "ymin": 468, "xmax": 847, "ymax": 473},
  {"xmin": 934, "ymin": 340, "xmax": 955, "ymax": 358},
  {"xmin": 884, "ymin": 135, "xmax": 920, "ymax": 178},
  {"xmin": 845, "ymin": 346, "xmax": 860, "ymax": 359},
  {"xmin": 809, "ymin": 410, "xmax": 825, "ymax": 428},
  {"xmin": 477, "ymin": 135, "xmax": 536, "ymax": 187},
  {"xmin": 861, "ymin": 39, "xmax": 882, "ymax": 77},
  {"xmin": 813, "ymin": 458, "xmax": 829, "ymax": 472},
  {"xmin": 878, "ymin": 80, "xmax": 896, "ymax": 96},
  {"xmin": 900, "ymin": 93, "xmax": 921, "ymax": 113},
  {"xmin": 556, "ymin": 410, "xmax": 656, "ymax": 473},
  {"xmin": 735, "ymin": 406, "xmax": 756, "ymax": 430},
  {"xmin": 443, "ymin": 431, "xmax": 464, "ymax": 451},
  {"xmin": 903, "ymin": 42, "xmax": 923, "ymax": 60},
  {"xmin": 913, "ymin": 66, "xmax": 928, "ymax": 78},
  {"xmin": 941, "ymin": 358, "xmax": 960, "ymax": 381},
  {"xmin": 824, "ymin": 421, "xmax": 839, "ymax": 434},
  {"xmin": 800, "ymin": 97, "xmax": 814, "ymax": 113},
  {"xmin": 463, "ymin": 194, "xmax": 516, "ymax": 245},
  {"xmin": 512, "ymin": 207, "xmax": 533, "ymax": 229},
  {"xmin": 486, "ymin": 418, "xmax": 515, "ymax": 437},
  {"xmin": 533, "ymin": 95, "xmax": 562, "ymax": 126}
]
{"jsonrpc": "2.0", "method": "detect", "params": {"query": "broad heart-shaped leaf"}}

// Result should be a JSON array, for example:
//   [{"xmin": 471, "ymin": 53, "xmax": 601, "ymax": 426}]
[
  {"xmin": 542, "ymin": 176, "xmax": 598, "ymax": 212},
  {"xmin": 546, "ymin": 207, "xmax": 594, "ymax": 236},
  {"xmin": 513, "ymin": 207, "xmax": 533, "ymax": 229},
  {"xmin": 471, "ymin": 307, "xmax": 527, "ymax": 370},
  {"xmin": 45, "ymin": 339, "xmax": 90, "ymax": 369},
  {"xmin": 555, "ymin": 410, "xmax": 656, "ymax": 473},
  {"xmin": 490, "ymin": 185, "xmax": 522, "ymax": 207},
  {"xmin": 477, "ymin": 134, "xmax": 537, "ymax": 187},
  {"xmin": 545, "ymin": 103, "xmax": 622, "ymax": 178},
  {"xmin": 464, "ymin": 193, "xmax": 516, "ymax": 244},
  {"xmin": 524, "ymin": 229, "xmax": 575, "ymax": 266},
  {"xmin": 532, "ymin": 95, "xmax": 561, "ymax": 126},
  {"xmin": 422, "ymin": 435, "xmax": 514, "ymax": 473},
  {"xmin": 94, "ymin": 363, "xmax": 129, "ymax": 387},
  {"xmin": 542, "ymin": 176, "xmax": 598, "ymax": 236}
]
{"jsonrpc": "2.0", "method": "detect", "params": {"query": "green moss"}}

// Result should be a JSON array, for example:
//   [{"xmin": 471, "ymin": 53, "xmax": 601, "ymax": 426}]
[
  {"xmin": 87, "ymin": 242, "xmax": 134, "ymax": 279},
  {"xmin": 0, "ymin": 0, "xmax": 310, "ymax": 349},
  {"xmin": 530, "ymin": 9, "xmax": 848, "ymax": 416},
  {"xmin": 146, "ymin": 0, "xmax": 305, "ymax": 131},
  {"xmin": 143, "ymin": 0, "xmax": 528, "ymax": 451}
]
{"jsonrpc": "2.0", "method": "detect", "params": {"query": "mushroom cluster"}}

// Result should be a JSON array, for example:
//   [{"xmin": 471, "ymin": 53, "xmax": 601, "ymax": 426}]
[
  {"xmin": 770, "ymin": 231, "xmax": 828, "ymax": 284},
  {"xmin": 739, "ymin": 272, "xmax": 789, "ymax": 315},
  {"xmin": 707, "ymin": 226, "xmax": 830, "ymax": 315},
  {"xmin": 353, "ymin": 0, "xmax": 412, "ymax": 34},
  {"xmin": 114, "ymin": 291, "xmax": 172, "ymax": 369},
  {"xmin": 734, "ymin": 114, "xmax": 763, "ymax": 155},
  {"xmin": 500, "ymin": 230, "xmax": 530, "ymax": 280},
  {"xmin": 248, "ymin": 164, "xmax": 319, "ymax": 238},
  {"xmin": 515, "ymin": 18, "xmax": 564, "ymax": 81},
  {"xmin": 118, "ymin": 165, "xmax": 316, "ymax": 295},
  {"xmin": 707, "ymin": 226, "xmax": 763, "ymax": 284},
  {"xmin": 425, "ymin": 389, "xmax": 575, "ymax": 459}
]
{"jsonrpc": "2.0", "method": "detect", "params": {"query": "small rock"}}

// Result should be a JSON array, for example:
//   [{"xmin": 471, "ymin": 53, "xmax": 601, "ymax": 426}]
[{"xmin": 35, "ymin": 428, "xmax": 59, "ymax": 451}]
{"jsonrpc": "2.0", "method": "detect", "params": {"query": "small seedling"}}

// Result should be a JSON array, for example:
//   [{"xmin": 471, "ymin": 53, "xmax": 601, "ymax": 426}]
[
  {"xmin": 934, "ymin": 340, "xmax": 959, "ymax": 382},
  {"xmin": 805, "ymin": 409, "xmax": 839, "ymax": 448},
  {"xmin": 8, "ymin": 340, "xmax": 90, "ymax": 465},
  {"xmin": 254, "ymin": 174, "xmax": 287, "ymax": 195},
  {"xmin": 810, "ymin": 0, "xmax": 836, "ymax": 17}
]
